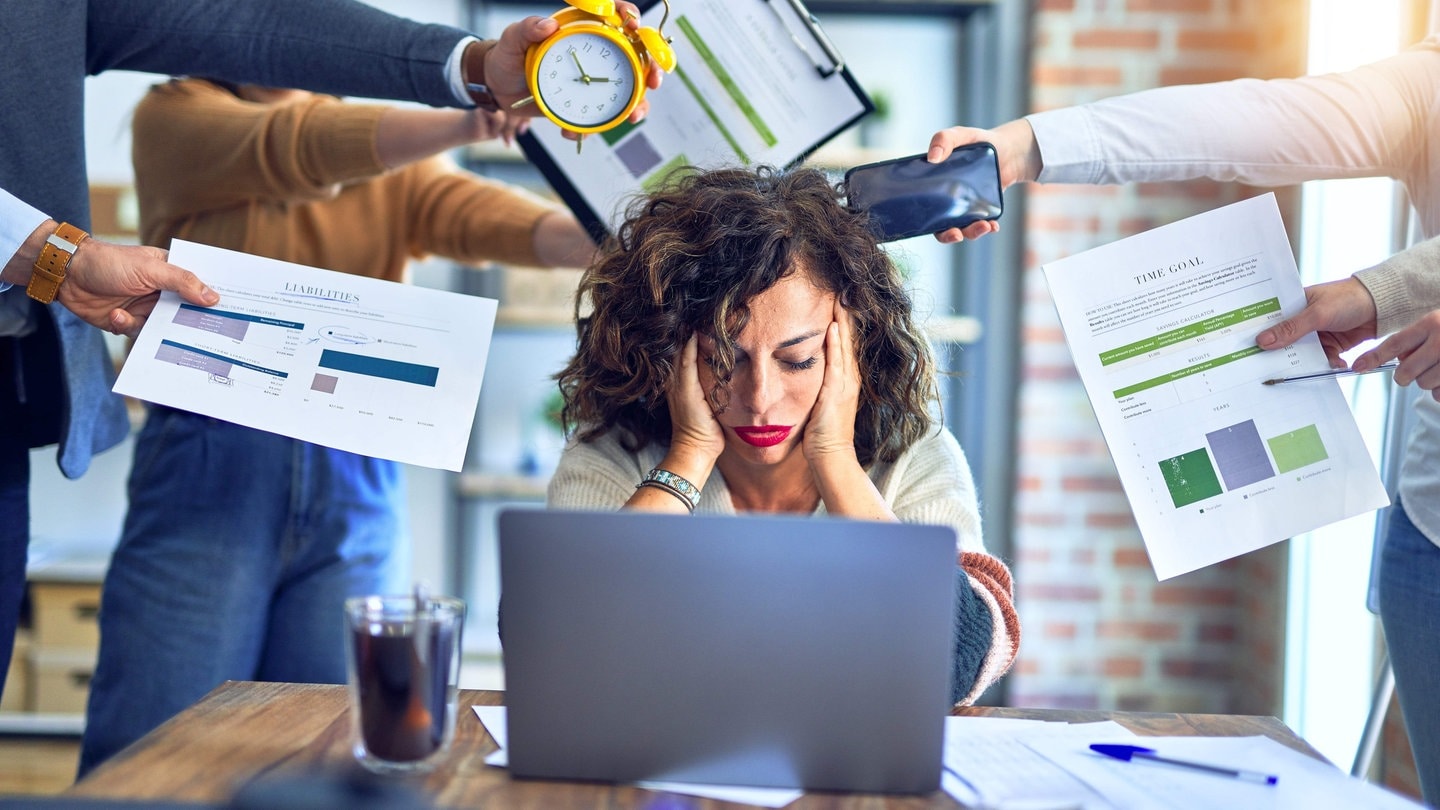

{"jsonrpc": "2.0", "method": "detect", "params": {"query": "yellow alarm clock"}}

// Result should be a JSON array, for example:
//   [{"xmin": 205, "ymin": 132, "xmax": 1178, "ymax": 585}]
[{"xmin": 519, "ymin": 0, "xmax": 676, "ymax": 140}]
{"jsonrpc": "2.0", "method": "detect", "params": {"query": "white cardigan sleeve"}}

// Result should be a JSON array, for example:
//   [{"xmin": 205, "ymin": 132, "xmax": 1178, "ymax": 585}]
[{"xmin": 1028, "ymin": 34, "xmax": 1440, "ymax": 189}]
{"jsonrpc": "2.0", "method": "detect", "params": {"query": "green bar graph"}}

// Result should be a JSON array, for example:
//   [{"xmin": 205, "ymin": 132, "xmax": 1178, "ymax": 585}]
[
  {"xmin": 1159, "ymin": 449, "xmax": 1223, "ymax": 508},
  {"xmin": 1267, "ymin": 424, "xmax": 1329, "ymax": 473}
]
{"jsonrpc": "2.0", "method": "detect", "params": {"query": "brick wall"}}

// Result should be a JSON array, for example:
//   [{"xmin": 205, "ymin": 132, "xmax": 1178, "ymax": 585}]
[{"xmin": 1011, "ymin": 0, "xmax": 1307, "ymax": 716}]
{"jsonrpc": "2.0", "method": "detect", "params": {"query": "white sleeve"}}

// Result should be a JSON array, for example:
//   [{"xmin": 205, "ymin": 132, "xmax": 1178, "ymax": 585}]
[
  {"xmin": 445, "ymin": 36, "xmax": 482, "ymax": 106},
  {"xmin": 0, "ymin": 187, "xmax": 48, "ymax": 294},
  {"xmin": 1027, "ymin": 34, "xmax": 1440, "ymax": 188}
]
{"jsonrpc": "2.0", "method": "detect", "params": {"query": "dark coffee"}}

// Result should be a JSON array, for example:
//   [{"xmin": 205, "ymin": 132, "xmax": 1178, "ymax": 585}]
[{"xmin": 352, "ymin": 621, "xmax": 454, "ymax": 762}]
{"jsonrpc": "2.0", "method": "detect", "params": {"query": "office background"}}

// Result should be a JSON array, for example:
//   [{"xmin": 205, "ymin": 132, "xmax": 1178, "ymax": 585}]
[{"xmin": 5, "ymin": 0, "xmax": 1432, "ymax": 802}]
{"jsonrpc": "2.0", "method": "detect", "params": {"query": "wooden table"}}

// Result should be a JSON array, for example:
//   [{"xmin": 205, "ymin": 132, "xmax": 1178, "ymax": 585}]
[{"xmin": 67, "ymin": 681, "xmax": 1325, "ymax": 808}]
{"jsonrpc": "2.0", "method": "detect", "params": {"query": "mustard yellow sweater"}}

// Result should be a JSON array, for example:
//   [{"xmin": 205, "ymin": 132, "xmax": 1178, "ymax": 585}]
[{"xmin": 131, "ymin": 78, "xmax": 558, "ymax": 279}]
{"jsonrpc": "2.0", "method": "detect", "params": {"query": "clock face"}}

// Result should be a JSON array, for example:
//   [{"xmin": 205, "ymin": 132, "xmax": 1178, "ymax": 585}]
[{"xmin": 533, "ymin": 31, "xmax": 640, "ymax": 129}]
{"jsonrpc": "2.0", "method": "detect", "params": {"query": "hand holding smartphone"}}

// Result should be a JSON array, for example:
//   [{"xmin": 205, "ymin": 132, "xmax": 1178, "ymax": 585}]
[{"xmin": 843, "ymin": 143, "xmax": 1003, "ymax": 243}]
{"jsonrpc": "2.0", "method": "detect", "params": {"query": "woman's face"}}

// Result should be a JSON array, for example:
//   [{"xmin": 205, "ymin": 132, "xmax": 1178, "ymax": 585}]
[{"xmin": 696, "ymin": 272, "xmax": 834, "ymax": 468}]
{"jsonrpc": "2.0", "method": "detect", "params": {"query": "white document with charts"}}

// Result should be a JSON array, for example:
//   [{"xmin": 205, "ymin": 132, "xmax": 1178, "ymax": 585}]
[
  {"xmin": 113, "ymin": 240, "xmax": 496, "ymax": 471},
  {"xmin": 1042, "ymin": 194, "xmax": 1387, "ymax": 580}
]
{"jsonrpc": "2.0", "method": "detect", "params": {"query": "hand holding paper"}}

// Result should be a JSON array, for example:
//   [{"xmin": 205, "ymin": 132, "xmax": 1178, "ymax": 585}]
[
  {"xmin": 113, "ymin": 240, "xmax": 497, "ymax": 471},
  {"xmin": 1040, "ymin": 194, "xmax": 1388, "ymax": 578}
]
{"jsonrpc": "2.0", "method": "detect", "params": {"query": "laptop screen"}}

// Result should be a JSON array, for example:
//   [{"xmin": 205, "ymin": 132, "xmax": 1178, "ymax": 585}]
[{"xmin": 498, "ymin": 508, "xmax": 957, "ymax": 793}]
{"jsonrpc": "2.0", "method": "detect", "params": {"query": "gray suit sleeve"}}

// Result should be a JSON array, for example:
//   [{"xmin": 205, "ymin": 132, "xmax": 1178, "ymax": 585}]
[{"xmin": 86, "ymin": 0, "xmax": 470, "ymax": 108}]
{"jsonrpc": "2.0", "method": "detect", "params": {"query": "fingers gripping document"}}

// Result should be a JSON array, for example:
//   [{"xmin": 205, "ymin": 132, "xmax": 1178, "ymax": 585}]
[
  {"xmin": 113, "ymin": 240, "xmax": 497, "ymax": 472},
  {"xmin": 1041, "ymin": 194, "xmax": 1388, "ymax": 579}
]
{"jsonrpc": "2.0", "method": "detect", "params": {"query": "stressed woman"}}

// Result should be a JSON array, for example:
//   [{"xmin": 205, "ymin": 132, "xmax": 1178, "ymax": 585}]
[{"xmin": 548, "ymin": 166, "xmax": 1019, "ymax": 705}]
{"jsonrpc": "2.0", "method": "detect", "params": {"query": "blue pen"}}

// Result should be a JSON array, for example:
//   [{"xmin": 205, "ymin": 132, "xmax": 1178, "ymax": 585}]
[{"xmin": 1089, "ymin": 743, "xmax": 1279, "ymax": 785}]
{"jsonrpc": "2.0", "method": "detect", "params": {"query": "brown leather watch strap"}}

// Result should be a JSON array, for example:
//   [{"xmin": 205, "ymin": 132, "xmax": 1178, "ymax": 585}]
[{"xmin": 27, "ymin": 222, "xmax": 89, "ymax": 304}]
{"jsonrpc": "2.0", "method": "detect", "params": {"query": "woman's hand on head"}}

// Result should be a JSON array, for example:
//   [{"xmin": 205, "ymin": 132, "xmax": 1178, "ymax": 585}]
[
  {"xmin": 802, "ymin": 297, "xmax": 861, "ymax": 467},
  {"xmin": 626, "ymin": 332, "xmax": 722, "ymax": 514},
  {"xmin": 666, "ymin": 333, "xmax": 727, "ymax": 464}
]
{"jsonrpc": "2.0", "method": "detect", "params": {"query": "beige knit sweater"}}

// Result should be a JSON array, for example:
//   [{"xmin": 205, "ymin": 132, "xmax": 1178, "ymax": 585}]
[
  {"xmin": 1355, "ymin": 235, "xmax": 1440, "ymax": 336},
  {"xmin": 548, "ymin": 426, "xmax": 1020, "ymax": 704}
]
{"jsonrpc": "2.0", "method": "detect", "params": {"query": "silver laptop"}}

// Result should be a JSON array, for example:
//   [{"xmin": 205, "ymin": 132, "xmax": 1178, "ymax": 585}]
[{"xmin": 497, "ymin": 508, "xmax": 958, "ymax": 794}]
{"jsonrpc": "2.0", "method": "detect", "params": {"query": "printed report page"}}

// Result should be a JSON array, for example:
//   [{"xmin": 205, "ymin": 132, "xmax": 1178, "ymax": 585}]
[
  {"xmin": 114, "ymin": 240, "xmax": 497, "ymax": 471},
  {"xmin": 1042, "ymin": 193, "xmax": 1388, "ymax": 579}
]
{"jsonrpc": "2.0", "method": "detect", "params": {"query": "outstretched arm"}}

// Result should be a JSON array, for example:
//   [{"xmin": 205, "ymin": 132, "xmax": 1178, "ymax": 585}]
[
  {"xmin": 925, "ymin": 33, "xmax": 1440, "ymax": 244},
  {"xmin": 1, "ymin": 220, "xmax": 217, "ymax": 338},
  {"xmin": 1254, "ymin": 237, "xmax": 1440, "ymax": 371},
  {"xmin": 375, "ymin": 107, "xmax": 528, "ymax": 170}
]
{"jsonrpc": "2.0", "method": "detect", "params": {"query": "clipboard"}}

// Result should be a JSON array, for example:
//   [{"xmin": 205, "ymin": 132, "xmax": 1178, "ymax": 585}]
[{"xmin": 517, "ymin": 0, "xmax": 873, "ymax": 237}]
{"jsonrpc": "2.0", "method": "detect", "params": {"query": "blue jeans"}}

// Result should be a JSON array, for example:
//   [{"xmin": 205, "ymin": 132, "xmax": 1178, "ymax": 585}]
[
  {"xmin": 78, "ymin": 408, "xmax": 407, "ymax": 775},
  {"xmin": 1380, "ymin": 497, "xmax": 1440, "ymax": 807}
]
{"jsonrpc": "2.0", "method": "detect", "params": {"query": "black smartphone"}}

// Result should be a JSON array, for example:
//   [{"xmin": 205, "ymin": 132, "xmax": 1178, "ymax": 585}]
[{"xmin": 842, "ymin": 143, "xmax": 1003, "ymax": 242}]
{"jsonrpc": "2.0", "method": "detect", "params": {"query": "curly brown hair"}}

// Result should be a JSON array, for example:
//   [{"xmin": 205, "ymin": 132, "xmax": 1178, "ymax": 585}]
[{"xmin": 556, "ymin": 165, "xmax": 938, "ymax": 467}]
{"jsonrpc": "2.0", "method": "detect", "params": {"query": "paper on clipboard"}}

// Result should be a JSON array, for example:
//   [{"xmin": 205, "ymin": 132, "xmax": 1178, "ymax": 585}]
[{"xmin": 520, "ymin": 0, "xmax": 871, "ymax": 235}]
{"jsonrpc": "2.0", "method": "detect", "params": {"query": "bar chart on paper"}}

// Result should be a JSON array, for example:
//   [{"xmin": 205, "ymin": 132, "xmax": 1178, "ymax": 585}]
[
  {"xmin": 115, "ymin": 240, "xmax": 497, "ymax": 471},
  {"xmin": 1043, "ymin": 194, "xmax": 1386, "ymax": 579},
  {"xmin": 152, "ymin": 305, "xmax": 445, "ymax": 400},
  {"xmin": 1097, "ymin": 284, "xmax": 1338, "ymax": 510}
]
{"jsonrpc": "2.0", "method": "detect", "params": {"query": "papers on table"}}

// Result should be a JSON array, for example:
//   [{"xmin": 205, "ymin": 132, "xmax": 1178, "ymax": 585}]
[
  {"xmin": 1041, "ymin": 193, "xmax": 1388, "ymax": 579},
  {"xmin": 474, "ymin": 706, "xmax": 1420, "ymax": 809},
  {"xmin": 113, "ymin": 240, "xmax": 498, "ymax": 471},
  {"xmin": 473, "ymin": 706, "xmax": 803, "ymax": 808},
  {"xmin": 942, "ymin": 717, "xmax": 1134, "ymax": 809},
  {"xmin": 1024, "ymin": 734, "xmax": 1423, "ymax": 809}
]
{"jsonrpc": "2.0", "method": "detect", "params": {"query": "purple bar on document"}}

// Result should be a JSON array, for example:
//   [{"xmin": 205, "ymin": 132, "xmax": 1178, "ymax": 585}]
[
  {"xmin": 155, "ymin": 342, "xmax": 233, "ymax": 377},
  {"xmin": 173, "ymin": 306, "xmax": 249, "ymax": 340}
]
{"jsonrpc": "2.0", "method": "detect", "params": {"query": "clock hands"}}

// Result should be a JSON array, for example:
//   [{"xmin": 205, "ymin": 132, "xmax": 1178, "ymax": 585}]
[
  {"xmin": 569, "ymin": 49, "xmax": 592, "ymax": 84},
  {"xmin": 569, "ymin": 49, "xmax": 613, "ymax": 84}
]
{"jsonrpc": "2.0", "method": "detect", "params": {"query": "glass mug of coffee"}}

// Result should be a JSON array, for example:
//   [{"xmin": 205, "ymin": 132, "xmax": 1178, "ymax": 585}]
[{"xmin": 344, "ymin": 594, "xmax": 465, "ymax": 774}]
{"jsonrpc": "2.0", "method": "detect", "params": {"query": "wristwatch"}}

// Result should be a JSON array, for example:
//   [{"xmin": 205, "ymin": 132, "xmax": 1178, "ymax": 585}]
[
  {"xmin": 463, "ymin": 39, "xmax": 501, "ymax": 112},
  {"xmin": 27, "ymin": 222, "xmax": 88, "ymax": 304}
]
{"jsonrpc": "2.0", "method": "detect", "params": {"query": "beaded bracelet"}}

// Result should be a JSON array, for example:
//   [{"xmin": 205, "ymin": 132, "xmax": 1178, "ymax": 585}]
[{"xmin": 636, "ymin": 468, "xmax": 701, "ymax": 512}]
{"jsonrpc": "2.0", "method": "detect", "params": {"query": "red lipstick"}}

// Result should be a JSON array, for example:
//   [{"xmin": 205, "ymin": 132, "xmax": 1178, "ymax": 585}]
[{"xmin": 734, "ymin": 425, "xmax": 792, "ymax": 447}]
